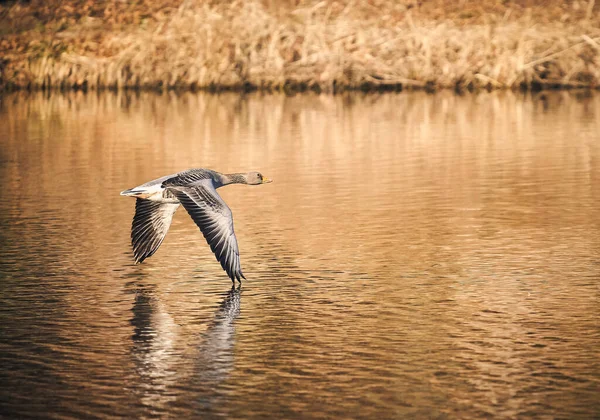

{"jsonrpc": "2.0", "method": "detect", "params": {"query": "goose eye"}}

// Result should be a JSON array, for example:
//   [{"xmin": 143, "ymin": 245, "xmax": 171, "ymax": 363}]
[{"xmin": 258, "ymin": 174, "xmax": 262, "ymax": 179}]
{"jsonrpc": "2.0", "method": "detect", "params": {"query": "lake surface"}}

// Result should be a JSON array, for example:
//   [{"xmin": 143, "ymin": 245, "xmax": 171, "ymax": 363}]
[{"xmin": 0, "ymin": 91, "xmax": 599, "ymax": 419}]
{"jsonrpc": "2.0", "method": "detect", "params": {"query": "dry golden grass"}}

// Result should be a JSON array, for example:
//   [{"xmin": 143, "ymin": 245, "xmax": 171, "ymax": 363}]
[{"xmin": 1, "ymin": 0, "xmax": 599, "ymax": 92}]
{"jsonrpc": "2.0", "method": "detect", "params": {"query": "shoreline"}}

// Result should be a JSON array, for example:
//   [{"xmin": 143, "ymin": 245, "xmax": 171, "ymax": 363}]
[
  {"xmin": 2, "ymin": 80, "xmax": 599, "ymax": 95},
  {"xmin": 2, "ymin": 0, "xmax": 599, "ymax": 93}
]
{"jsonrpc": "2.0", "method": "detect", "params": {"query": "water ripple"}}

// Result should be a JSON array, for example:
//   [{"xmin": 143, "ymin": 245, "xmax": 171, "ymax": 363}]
[{"xmin": 1, "ymin": 91, "xmax": 599, "ymax": 418}]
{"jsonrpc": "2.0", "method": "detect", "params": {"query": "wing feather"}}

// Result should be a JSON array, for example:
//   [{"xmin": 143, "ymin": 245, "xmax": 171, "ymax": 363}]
[
  {"xmin": 166, "ymin": 182, "xmax": 245, "ymax": 282},
  {"xmin": 131, "ymin": 199, "xmax": 179, "ymax": 263}
]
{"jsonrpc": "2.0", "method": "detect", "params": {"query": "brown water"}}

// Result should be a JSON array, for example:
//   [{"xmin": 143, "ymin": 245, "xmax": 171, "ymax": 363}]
[{"xmin": 0, "ymin": 91, "xmax": 599, "ymax": 419}]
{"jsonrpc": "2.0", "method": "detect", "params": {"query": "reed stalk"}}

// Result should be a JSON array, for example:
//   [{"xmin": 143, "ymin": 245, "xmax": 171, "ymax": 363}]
[{"xmin": 1, "ymin": 0, "xmax": 599, "ymax": 92}]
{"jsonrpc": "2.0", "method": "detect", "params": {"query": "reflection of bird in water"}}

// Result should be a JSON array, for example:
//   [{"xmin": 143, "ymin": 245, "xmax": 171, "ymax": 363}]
[
  {"xmin": 195, "ymin": 286, "xmax": 241, "ymax": 381},
  {"xmin": 129, "ymin": 282, "xmax": 241, "ymax": 416},
  {"xmin": 129, "ymin": 281, "xmax": 180, "ymax": 414},
  {"xmin": 190, "ymin": 286, "xmax": 241, "ymax": 414},
  {"xmin": 121, "ymin": 168, "xmax": 272, "ymax": 283}
]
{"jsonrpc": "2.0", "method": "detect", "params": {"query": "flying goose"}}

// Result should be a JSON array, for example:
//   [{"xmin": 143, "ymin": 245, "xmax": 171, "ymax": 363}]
[{"xmin": 120, "ymin": 168, "xmax": 272, "ymax": 283}]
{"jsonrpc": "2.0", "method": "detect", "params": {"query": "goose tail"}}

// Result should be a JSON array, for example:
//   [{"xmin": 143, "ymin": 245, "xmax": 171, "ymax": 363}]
[{"xmin": 120, "ymin": 188, "xmax": 144, "ymax": 197}]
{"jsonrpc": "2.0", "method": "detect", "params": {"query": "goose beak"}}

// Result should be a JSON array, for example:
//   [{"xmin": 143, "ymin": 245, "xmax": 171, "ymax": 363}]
[{"xmin": 262, "ymin": 177, "xmax": 273, "ymax": 184}]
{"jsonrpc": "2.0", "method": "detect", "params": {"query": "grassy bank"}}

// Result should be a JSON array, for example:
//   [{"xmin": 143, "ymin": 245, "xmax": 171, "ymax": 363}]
[{"xmin": 1, "ymin": 0, "xmax": 599, "ymax": 92}]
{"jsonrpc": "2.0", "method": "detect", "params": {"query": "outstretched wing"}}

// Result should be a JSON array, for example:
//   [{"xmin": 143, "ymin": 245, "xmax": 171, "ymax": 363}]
[
  {"xmin": 167, "ymin": 182, "xmax": 245, "ymax": 282},
  {"xmin": 131, "ymin": 199, "xmax": 180, "ymax": 263}
]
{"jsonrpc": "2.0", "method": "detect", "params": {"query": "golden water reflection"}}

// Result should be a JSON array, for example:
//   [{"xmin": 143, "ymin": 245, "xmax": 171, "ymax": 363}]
[{"xmin": 0, "ymin": 90, "xmax": 599, "ymax": 418}]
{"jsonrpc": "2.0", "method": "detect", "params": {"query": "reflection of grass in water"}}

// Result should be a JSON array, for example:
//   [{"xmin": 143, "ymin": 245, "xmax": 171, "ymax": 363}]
[{"xmin": 1, "ymin": 0, "xmax": 599, "ymax": 91}]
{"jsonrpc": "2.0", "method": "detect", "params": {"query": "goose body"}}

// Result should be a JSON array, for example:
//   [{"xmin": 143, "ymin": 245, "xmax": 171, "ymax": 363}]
[{"xmin": 120, "ymin": 168, "xmax": 272, "ymax": 283}]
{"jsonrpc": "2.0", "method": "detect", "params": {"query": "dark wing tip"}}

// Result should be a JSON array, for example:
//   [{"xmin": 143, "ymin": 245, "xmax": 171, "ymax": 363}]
[
  {"xmin": 221, "ymin": 258, "xmax": 244, "ymax": 283},
  {"xmin": 131, "ymin": 239, "xmax": 154, "ymax": 264}
]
